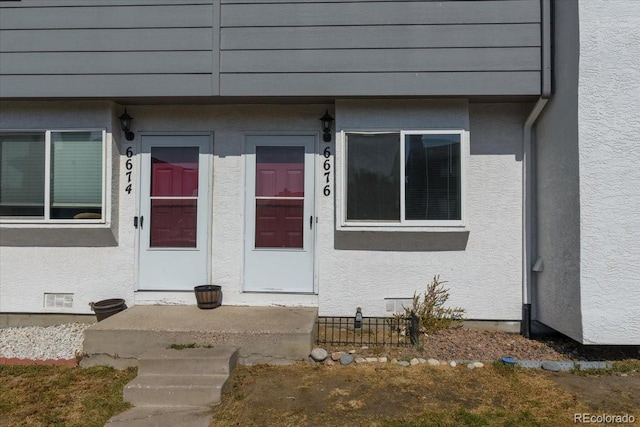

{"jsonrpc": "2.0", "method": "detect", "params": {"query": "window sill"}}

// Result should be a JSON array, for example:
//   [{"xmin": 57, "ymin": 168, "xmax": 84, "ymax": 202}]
[
  {"xmin": 0, "ymin": 221, "xmax": 106, "ymax": 227},
  {"xmin": 0, "ymin": 226, "xmax": 117, "ymax": 247},
  {"xmin": 337, "ymin": 223, "xmax": 467, "ymax": 233},
  {"xmin": 334, "ymin": 227, "xmax": 470, "ymax": 251}
]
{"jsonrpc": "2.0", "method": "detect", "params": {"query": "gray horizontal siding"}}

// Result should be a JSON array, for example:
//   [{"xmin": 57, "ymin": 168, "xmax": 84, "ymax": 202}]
[
  {"xmin": 220, "ymin": 72, "xmax": 541, "ymax": 96},
  {"xmin": 0, "ymin": 75, "xmax": 213, "ymax": 98},
  {"xmin": 1, "ymin": 28, "xmax": 213, "ymax": 52},
  {"xmin": 219, "ymin": 0, "xmax": 543, "ymax": 97},
  {"xmin": 0, "ymin": 5, "xmax": 213, "ymax": 29},
  {"xmin": 1, "ymin": 0, "xmax": 546, "ymax": 98},
  {"xmin": 221, "ymin": 24, "xmax": 541, "ymax": 50},
  {"xmin": 0, "ymin": 0, "xmax": 211, "ymax": 7},
  {"xmin": 221, "ymin": 48, "xmax": 540, "ymax": 73},
  {"xmin": 221, "ymin": 1, "xmax": 540, "ymax": 26},
  {"xmin": 0, "ymin": 2, "xmax": 219, "ymax": 97},
  {"xmin": 1, "ymin": 52, "xmax": 213, "ymax": 75}
]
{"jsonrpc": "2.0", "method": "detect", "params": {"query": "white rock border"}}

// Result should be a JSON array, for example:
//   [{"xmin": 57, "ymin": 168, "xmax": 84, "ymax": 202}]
[{"xmin": 308, "ymin": 347, "xmax": 618, "ymax": 372}]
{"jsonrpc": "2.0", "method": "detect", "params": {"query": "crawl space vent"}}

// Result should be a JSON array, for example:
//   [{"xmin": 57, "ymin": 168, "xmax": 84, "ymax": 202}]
[
  {"xmin": 385, "ymin": 298, "xmax": 413, "ymax": 314},
  {"xmin": 44, "ymin": 293, "xmax": 74, "ymax": 308}
]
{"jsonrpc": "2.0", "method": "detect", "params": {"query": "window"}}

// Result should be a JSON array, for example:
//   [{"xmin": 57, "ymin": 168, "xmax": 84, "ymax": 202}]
[
  {"xmin": 0, "ymin": 130, "xmax": 105, "ymax": 222},
  {"xmin": 343, "ymin": 130, "xmax": 466, "ymax": 226}
]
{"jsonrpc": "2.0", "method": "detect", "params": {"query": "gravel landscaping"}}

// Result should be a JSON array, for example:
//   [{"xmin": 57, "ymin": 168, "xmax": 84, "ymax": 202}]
[
  {"xmin": 0, "ymin": 323, "xmax": 90, "ymax": 360},
  {"xmin": 1, "ymin": 322, "xmax": 638, "ymax": 364},
  {"xmin": 316, "ymin": 327, "xmax": 640, "ymax": 364}
]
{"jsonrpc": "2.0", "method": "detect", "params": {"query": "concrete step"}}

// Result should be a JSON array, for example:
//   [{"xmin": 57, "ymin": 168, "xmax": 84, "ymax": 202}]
[
  {"xmin": 123, "ymin": 375, "xmax": 229, "ymax": 407},
  {"xmin": 137, "ymin": 346, "xmax": 238, "ymax": 376},
  {"xmin": 105, "ymin": 406, "xmax": 213, "ymax": 427}
]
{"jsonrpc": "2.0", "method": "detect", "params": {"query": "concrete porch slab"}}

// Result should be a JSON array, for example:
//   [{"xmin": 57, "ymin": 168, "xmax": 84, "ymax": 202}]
[{"xmin": 81, "ymin": 306, "xmax": 317, "ymax": 367}]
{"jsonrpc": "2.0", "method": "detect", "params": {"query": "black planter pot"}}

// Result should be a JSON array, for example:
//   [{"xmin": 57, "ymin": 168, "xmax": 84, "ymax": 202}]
[
  {"xmin": 194, "ymin": 285, "xmax": 222, "ymax": 309},
  {"xmin": 90, "ymin": 298, "xmax": 127, "ymax": 322}
]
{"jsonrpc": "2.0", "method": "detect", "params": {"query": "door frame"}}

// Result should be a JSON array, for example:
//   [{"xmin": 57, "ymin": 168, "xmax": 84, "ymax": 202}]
[
  {"xmin": 135, "ymin": 131, "xmax": 214, "ymax": 291},
  {"xmin": 242, "ymin": 131, "xmax": 319, "ymax": 294}
]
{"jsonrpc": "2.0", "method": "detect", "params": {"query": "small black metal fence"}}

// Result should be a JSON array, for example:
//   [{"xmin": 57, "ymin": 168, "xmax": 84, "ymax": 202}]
[{"xmin": 316, "ymin": 315, "xmax": 418, "ymax": 347}]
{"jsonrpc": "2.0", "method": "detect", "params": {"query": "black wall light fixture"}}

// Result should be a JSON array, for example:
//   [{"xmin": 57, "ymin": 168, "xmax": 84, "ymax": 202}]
[
  {"xmin": 118, "ymin": 109, "xmax": 135, "ymax": 141},
  {"xmin": 319, "ymin": 110, "xmax": 334, "ymax": 142},
  {"xmin": 354, "ymin": 307, "xmax": 363, "ymax": 330}
]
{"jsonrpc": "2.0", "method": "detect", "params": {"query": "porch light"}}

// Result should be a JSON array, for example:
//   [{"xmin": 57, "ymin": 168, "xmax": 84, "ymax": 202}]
[
  {"xmin": 118, "ymin": 109, "xmax": 135, "ymax": 141},
  {"xmin": 354, "ymin": 307, "xmax": 363, "ymax": 330},
  {"xmin": 319, "ymin": 110, "xmax": 334, "ymax": 142}
]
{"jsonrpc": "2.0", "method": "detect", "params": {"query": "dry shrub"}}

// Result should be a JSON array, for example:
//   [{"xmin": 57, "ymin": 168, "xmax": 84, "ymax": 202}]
[{"xmin": 400, "ymin": 275, "xmax": 466, "ymax": 335}]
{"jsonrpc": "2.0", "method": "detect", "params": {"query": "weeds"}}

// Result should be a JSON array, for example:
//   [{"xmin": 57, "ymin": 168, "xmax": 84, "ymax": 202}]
[
  {"xmin": 571, "ymin": 359, "xmax": 640, "ymax": 376},
  {"xmin": 390, "ymin": 275, "xmax": 466, "ymax": 343},
  {"xmin": 612, "ymin": 359, "xmax": 640, "ymax": 373},
  {"xmin": 167, "ymin": 343, "xmax": 213, "ymax": 350},
  {"xmin": 492, "ymin": 359, "xmax": 519, "ymax": 375}
]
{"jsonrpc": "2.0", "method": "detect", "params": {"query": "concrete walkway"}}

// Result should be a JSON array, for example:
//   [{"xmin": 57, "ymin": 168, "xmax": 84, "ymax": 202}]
[{"xmin": 105, "ymin": 406, "xmax": 213, "ymax": 427}]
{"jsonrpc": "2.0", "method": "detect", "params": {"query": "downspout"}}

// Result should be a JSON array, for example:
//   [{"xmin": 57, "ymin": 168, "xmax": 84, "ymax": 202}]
[
  {"xmin": 522, "ymin": 98, "xmax": 548, "ymax": 338},
  {"xmin": 521, "ymin": 0, "xmax": 553, "ymax": 338}
]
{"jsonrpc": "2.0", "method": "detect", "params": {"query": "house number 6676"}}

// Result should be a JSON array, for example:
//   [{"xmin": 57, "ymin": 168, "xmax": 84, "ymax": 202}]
[
  {"xmin": 125, "ymin": 146, "xmax": 133, "ymax": 194},
  {"xmin": 323, "ymin": 146, "xmax": 331, "ymax": 196}
]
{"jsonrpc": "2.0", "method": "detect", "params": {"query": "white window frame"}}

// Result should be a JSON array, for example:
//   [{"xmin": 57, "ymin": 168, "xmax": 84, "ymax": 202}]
[
  {"xmin": 0, "ymin": 129, "xmax": 109, "ymax": 226},
  {"xmin": 339, "ymin": 129, "xmax": 469, "ymax": 230}
]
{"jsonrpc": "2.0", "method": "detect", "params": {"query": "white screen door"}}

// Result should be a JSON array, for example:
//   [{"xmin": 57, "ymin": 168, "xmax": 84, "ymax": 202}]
[
  {"xmin": 244, "ymin": 135, "xmax": 316, "ymax": 293},
  {"xmin": 138, "ymin": 135, "xmax": 211, "ymax": 290}
]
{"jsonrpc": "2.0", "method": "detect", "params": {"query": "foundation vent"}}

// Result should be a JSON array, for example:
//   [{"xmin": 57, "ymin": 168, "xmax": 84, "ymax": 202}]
[
  {"xmin": 385, "ymin": 298, "xmax": 413, "ymax": 314},
  {"xmin": 44, "ymin": 293, "xmax": 74, "ymax": 309}
]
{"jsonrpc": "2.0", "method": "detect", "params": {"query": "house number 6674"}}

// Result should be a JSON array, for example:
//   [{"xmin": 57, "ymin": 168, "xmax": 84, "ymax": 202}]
[
  {"xmin": 125, "ymin": 146, "xmax": 133, "ymax": 194},
  {"xmin": 323, "ymin": 146, "xmax": 331, "ymax": 196}
]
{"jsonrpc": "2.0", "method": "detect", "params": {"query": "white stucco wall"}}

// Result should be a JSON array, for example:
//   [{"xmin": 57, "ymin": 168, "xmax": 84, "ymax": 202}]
[
  {"xmin": 578, "ymin": 0, "xmax": 640, "ymax": 344},
  {"xmin": 1, "ymin": 100, "xmax": 529, "ymax": 321},
  {"xmin": 0, "ymin": 103, "xmax": 328, "ymax": 313},
  {"xmin": 319, "ymin": 99, "xmax": 529, "ymax": 319},
  {"xmin": 0, "ymin": 101, "xmax": 135, "ymax": 314},
  {"xmin": 533, "ymin": 0, "xmax": 583, "ymax": 342}
]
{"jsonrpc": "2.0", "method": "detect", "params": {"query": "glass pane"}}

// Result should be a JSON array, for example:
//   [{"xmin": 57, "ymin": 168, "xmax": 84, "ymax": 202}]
[
  {"xmin": 256, "ymin": 146, "xmax": 304, "ymax": 197},
  {"xmin": 255, "ymin": 199, "xmax": 304, "ymax": 248},
  {"xmin": 405, "ymin": 134, "xmax": 461, "ymax": 221},
  {"xmin": 346, "ymin": 133, "xmax": 400, "ymax": 221},
  {"xmin": 0, "ymin": 133, "xmax": 45, "ymax": 218},
  {"xmin": 150, "ymin": 199, "xmax": 197, "ymax": 248},
  {"xmin": 50, "ymin": 131, "xmax": 103, "ymax": 219},
  {"xmin": 151, "ymin": 147, "xmax": 199, "ymax": 197}
]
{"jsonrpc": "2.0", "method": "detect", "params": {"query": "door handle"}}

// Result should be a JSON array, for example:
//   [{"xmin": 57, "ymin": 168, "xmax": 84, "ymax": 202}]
[
  {"xmin": 310, "ymin": 215, "xmax": 313, "ymax": 230},
  {"xmin": 134, "ymin": 216, "xmax": 138, "ymax": 228},
  {"xmin": 140, "ymin": 216, "xmax": 144, "ymax": 229}
]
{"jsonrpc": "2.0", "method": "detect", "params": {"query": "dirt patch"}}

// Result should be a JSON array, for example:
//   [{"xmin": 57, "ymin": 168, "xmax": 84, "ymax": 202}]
[
  {"xmin": 212, "ymin": 363, "xmax": 597, "ymax": 427},
  {"xmin": 548, "ymin": 371, "xmax": 640, "ymax": 414}
]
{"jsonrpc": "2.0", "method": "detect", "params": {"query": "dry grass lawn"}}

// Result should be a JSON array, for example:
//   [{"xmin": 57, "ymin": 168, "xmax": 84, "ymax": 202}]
[
  {"xmin": 0, "ymin": 365, "xmax": 137, "ymax": 427},
  {"xmin": 1, "ymin": 360, "xmax": 637, "ymax": 427},
  {"xmin": 211, "ymin": 362, "xmax": 639, "ymax": 427}
]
